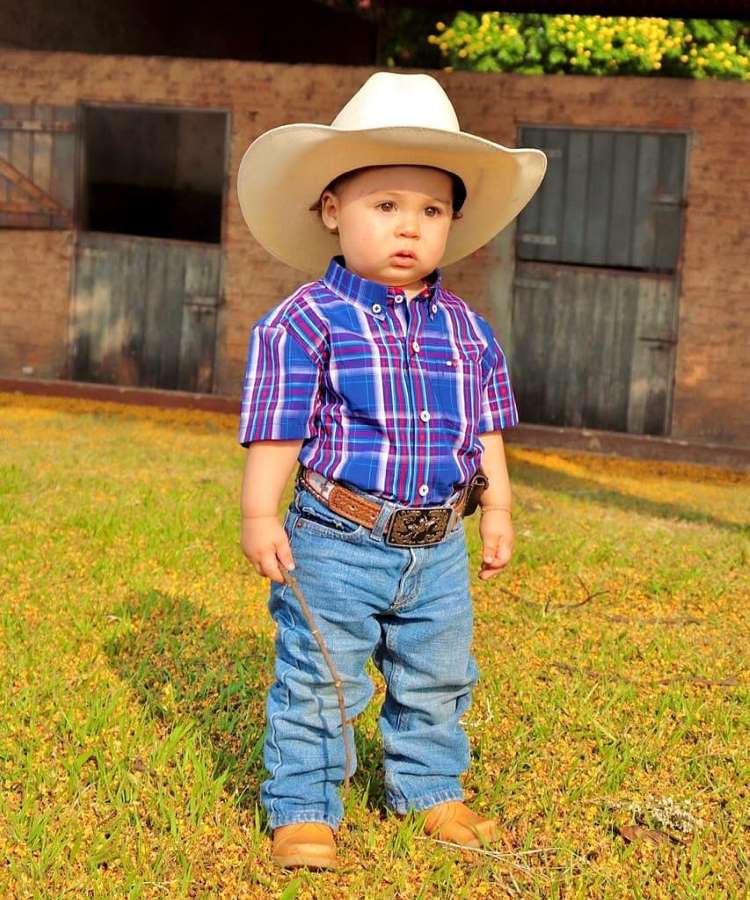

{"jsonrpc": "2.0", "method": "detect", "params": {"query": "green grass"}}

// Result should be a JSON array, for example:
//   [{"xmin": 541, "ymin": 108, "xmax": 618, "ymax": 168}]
[{"xmin": 0, "ymin": 391, "xmax": 748, "ymax": 898}]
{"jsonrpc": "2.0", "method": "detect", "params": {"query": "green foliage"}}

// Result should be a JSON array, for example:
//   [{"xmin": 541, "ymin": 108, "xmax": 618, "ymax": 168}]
[{"xmin": 427, "ymin": 13, "xmax": 750, "ymax": 79}]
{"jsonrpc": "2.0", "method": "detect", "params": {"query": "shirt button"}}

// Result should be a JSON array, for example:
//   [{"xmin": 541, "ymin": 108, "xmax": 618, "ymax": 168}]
[
  {"xmin": 372, "ymin": 304, "xmax": 382, "ymax": 314},
  {"xmin": 411, "ymin": 340, "xmax": 420, "ymax": 352},
  {"xmin": 446, "ymin": 360, "xmax": 453, "ymax": 366},
  {"xmin": 419, "ymin": 409, "xmax": 430, "ymax": 422},
  {"xmin": 418, "ymin": 484, "xmax": 429, "ymax": 497},
  {"xmin": 431, "ymin": 304, "xmax": 438, "ymax": 314},
  {"xmin": 395, "ymin": 296, "xmax": 404, "ymax": 304}
]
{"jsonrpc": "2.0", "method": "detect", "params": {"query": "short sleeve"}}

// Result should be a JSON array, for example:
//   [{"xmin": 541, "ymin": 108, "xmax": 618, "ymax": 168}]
[
  {"xmin": 478, "ymin": 331, "xmax": 519, "ymax": 433},
  {"xmin": 238, "ymin": 324, "xmax": 323, "ymax": 447}
]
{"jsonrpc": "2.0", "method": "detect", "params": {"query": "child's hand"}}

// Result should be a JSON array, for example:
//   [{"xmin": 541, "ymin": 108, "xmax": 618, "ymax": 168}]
[
  {"xmin": 241, "ymin": 515, "xmax": 296, "ymax": 584},
  {"xmin": 477, "ymin": 509, "xmax": 513, "ymax": 580}
]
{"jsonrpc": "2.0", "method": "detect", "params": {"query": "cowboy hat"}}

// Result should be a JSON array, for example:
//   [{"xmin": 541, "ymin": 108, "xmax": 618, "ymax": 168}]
[{"xmin": 237, "ymin": 71, "xmax": 547, "ymax": 273}]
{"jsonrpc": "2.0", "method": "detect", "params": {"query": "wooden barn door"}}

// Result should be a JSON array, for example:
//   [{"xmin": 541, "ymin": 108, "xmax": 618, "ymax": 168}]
[
  {"xmin": 70, "ymin": 233, "xmax": 221, "ymax": 393},
  {"xmin": 0, "ymin": 103, "xmax": 75, "ymax": 227},
  {"xmin": 512, "ymin": 264, "xmax": 678, "ymax": 434},
  {"xmin": 511, "ymin": 127, "xmax": 687, "ymax": 435},
  {"xmin": 67, "ymin": 102, "xmax": 228, "ymax": 393}
]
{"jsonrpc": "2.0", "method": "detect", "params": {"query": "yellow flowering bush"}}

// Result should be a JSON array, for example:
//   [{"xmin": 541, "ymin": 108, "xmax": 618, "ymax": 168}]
[{"xmin": 428, "ymin": 13, "xmax": 750, "ymax": 79}]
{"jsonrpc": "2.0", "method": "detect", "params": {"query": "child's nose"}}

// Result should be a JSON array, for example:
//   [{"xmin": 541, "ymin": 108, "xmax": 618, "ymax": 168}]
[{"xmin": 397, "ymin": 216, "xmax": 419, "ymax": 237}]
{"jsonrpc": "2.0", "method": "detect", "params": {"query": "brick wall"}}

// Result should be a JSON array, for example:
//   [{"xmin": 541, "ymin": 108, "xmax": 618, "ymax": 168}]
[
  {"xmin": 0, "ymin": 51, "xmax": 747, "ymax": 446},
  {"xmin": 0, "ymin": 230, "xmax": 72, "ymax": 378}
]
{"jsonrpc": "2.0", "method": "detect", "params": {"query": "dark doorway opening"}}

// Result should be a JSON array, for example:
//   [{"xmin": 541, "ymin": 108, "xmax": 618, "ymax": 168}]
[{"xmin": 80, "ymin": 104, "xmax": 227, "ymax": 244}]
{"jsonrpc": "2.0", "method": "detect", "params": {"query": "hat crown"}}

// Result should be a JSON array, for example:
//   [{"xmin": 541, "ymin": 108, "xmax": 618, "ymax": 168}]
[{"xmin": 330, "ymin": 72, "xmax": 460, "ymax": 133}]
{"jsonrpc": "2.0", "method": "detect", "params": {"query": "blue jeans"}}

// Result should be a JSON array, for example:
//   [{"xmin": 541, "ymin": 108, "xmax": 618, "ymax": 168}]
[{"xmin": 261, "ymin": 479, "xmax": 479, "ymax": 830}]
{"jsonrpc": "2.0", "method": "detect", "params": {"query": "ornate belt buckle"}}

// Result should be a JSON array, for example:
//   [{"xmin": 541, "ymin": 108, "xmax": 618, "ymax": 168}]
[{"xmin": 385, "ymin": 506, "xmax": 452, "ymax": 547}]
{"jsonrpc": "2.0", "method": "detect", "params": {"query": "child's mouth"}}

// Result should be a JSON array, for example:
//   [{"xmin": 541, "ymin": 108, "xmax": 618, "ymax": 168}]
[{"xmin": 392, "ymin": 252, "xmax": 416, "ymax": 265}]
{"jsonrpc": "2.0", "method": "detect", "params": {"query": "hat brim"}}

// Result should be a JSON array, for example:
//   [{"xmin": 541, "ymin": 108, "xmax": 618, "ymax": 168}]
[{"xmin": 237, "ymin": 123, "xmax": 547, "ymax": 273}]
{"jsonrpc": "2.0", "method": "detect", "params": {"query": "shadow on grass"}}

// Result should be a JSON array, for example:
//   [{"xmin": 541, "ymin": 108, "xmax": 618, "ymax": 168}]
[
  {"xmin": 103, "ymin": 588, "xmax": 387, "ymax": 826},
  {"xmin": 509, "ymin": 457, "xmax": 749, "ymax": 535}
]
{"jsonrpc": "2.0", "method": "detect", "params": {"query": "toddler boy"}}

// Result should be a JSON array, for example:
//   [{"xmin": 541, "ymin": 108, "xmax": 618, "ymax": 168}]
[{"xmin": 236, "ymin": 72, "xmax": 546, "ymax": 868}]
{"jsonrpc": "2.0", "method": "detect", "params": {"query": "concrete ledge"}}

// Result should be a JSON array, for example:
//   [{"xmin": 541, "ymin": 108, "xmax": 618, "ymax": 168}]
[
  {"xmin": 0, "ymin": 376, "xmax": 238, "ymax": 414},
  {"xmin": 2, "ymin": 376, "xmax": 748, "ymax": 472},
  {"xmin": 503, "ymin": 422, "xmax": 750, "ymax": 472}
]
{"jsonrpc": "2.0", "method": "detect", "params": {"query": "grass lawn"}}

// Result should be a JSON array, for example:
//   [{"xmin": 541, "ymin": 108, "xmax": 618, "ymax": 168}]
[{"xmin": 1, "ymin": 391, "xmax": 748, "ymax": 898}]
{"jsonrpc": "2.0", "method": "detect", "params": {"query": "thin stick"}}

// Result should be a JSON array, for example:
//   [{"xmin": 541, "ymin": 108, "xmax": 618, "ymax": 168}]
[
  {"xmin": 414, "ymin": 838, "xmax": 563, "ymax": 859},
  {"xmin": 551, "ymin": 660, "xmax": 742, "ymax": 688},
  {"xmin": 280, "ymin": 564, "xmax": 354, "ymax": 792},
  {"xmin": 498, "ymin": 585, "xmax": 701, "ymax": 626},
  {"xmin": 414, "ymin": 837, "xmax": 551, "ymax": 881}
]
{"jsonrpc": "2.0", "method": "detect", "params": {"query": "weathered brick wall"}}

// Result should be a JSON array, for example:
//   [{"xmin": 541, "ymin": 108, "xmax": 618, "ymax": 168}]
[
  {"xmin": 0, "ymin": 230, "xmax": 72, "ymax": 378},
  {"xmin": 0, "ymin": 51, "xmax": 747, "ymax": 446}
]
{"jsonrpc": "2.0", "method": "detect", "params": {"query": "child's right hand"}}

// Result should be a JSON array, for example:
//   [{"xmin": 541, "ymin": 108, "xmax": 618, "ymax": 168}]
[{"xmin": 241, "ymin": 515, "xmax": 296, "ymax": 584}]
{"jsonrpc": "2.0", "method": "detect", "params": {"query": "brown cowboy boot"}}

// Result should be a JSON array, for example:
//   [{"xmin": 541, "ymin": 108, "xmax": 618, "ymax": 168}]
[
  {"xmin": 271, "ymin": 822, "xmax": 338, "ymax": 869},
  {"xmin": 423, "ymin": 801, "xmax": 498, "ymax": 848}
]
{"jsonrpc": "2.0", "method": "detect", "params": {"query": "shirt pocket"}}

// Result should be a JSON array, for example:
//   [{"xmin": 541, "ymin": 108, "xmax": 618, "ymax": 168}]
[
  {"xmin": 327, "ymin": 330, "xmax": 391, "ymax": 423},
  {"xmin": 423, "ymin": 346, "xmax": 483, "ymax": 436}
]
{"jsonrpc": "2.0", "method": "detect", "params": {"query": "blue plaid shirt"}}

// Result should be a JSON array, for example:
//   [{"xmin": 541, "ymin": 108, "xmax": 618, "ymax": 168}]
[{"xmin": 239, "ymin": 255, "xmax": 518, "ymax": 506}]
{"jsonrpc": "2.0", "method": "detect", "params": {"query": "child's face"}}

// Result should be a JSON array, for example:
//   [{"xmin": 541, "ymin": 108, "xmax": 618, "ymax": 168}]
[{"xmin": 320, "ymin": 165, "xmax": 455, "ymax": 290}]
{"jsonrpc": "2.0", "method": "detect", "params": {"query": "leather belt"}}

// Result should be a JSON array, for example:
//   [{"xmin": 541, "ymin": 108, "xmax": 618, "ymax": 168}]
[{"xmin": 295, "ymin": 464, "xmax": 487, "ymax": 548}]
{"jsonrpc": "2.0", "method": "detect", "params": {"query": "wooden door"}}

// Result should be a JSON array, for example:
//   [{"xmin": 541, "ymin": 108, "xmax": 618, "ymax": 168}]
[
  {"xmin": 517, "ymin": 127, "xmax": 687, "ymax": 272},
  {"xmin": 69, "ymin": 232, "xmax": 222, "ymax": 393},
  {"xmin": 511, "ymin": 262, "xmax": 678, "ymax": 435},
  {"xmin": 0, "ymin": 103, "xmax": 75, "ymax": 228},
  {"xmin": 509, "ymin": 126, "xmax": 688, "ymax": 434}
]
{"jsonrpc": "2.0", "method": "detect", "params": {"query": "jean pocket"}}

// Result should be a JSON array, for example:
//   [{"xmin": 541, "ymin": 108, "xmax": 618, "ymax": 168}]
[
  {"xmin": 445, "ymin": 516, "xmax": 466, "ymax": 541},
  {"xmin": 281, "ymin": 506, "xmax": 295, "ymax": 539},
  {"xmin": 293, "ymin": 488, "xmax": 365, "ymax": 541}
]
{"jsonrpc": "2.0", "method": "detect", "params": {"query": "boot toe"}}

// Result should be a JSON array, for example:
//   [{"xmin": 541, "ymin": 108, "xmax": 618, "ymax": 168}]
[
  {"xmin": 423, "ymin": 801, "xmax": 498, "ymax": 848},
  {"xmin": 272, "ymin": 823, "xmax": 338, "ymax": 869}
]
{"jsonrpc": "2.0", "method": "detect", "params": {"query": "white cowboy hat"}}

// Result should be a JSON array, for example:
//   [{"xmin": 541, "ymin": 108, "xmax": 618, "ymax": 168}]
[{"xmin": 237, "ymin": 71, "xmax": 547, "ymax": 273}]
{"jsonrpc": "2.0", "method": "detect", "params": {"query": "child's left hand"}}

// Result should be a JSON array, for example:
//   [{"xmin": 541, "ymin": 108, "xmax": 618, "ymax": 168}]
[{"xmin": 477, "ymin": 509, "xmax": 513, "ymax": 580}]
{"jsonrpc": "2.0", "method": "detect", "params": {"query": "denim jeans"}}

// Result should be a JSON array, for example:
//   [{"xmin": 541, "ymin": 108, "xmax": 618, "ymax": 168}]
[{"xmin": 261, "ymin": 478, "xmax": 479, "ymax": 830}]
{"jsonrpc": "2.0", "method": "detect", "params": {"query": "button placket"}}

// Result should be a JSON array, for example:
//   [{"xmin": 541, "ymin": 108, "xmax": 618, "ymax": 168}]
[{"xmin": 401, "ymin": 295, "xmax": 434, "ymax": 503}]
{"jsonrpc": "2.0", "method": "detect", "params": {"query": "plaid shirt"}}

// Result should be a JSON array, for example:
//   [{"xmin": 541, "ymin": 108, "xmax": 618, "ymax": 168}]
[{"xmin": 238, "ymin": 255, "xmax": 518, "ymax": 506}]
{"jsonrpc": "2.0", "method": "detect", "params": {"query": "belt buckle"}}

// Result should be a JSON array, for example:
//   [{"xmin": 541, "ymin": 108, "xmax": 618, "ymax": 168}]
[{"xmin": 385, "ymin": 506, "xmax": 452, "ymax": 547}]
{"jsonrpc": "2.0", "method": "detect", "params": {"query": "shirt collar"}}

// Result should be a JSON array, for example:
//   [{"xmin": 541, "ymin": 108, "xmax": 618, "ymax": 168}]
[{"xmin": 322, "ymin": 255, "xmax": 442, "ymax": 321}]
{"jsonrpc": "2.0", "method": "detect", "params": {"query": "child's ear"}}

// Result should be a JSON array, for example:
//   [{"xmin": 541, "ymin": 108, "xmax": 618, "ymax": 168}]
[{"xmin": 320, "ymin": 190, "xmax": 339, "ymax": 234}]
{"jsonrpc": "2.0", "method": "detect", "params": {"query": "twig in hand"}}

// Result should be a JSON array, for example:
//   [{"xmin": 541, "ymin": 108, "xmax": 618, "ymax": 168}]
[{"xmin": 280, "ymin": 564, "xmax": 354, "ymax": 792}]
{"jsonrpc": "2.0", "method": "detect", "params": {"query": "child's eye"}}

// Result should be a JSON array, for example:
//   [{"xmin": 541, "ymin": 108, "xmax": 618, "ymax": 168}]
[
  {"xmin": 425, "ymin": 206, "xmax": 443, "ymax": 217},
  {"xmin": 377, "ymin": 201, "xmax": 395, "ymax": 212}
]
